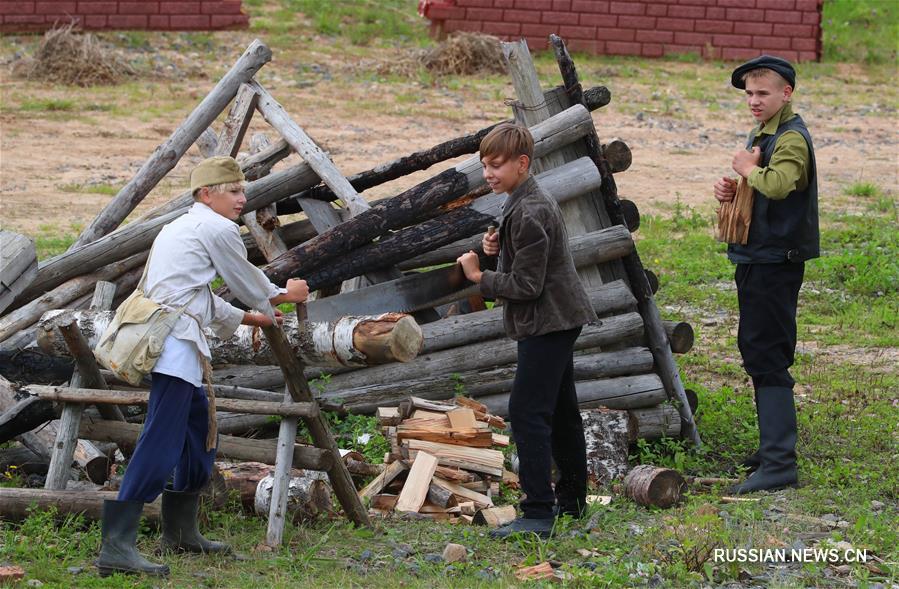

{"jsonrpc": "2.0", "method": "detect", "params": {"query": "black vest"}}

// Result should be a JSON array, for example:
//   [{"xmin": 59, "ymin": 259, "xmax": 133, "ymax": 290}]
[{"xmin": 728, "ymin": 115, "xmax": 820, "ymax": 264}]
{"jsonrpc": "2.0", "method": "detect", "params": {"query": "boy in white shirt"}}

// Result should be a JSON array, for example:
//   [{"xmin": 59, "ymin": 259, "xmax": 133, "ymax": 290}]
[{"xmin": 97, "ymin": 157, "xmax": 308, "ymax": 577}]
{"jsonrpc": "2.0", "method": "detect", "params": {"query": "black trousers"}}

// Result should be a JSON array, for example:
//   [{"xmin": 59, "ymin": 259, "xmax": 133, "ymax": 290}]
[
  {"xmin": 509, "ymin": 326, "xmax": 586, "ymax": 519},
  {"xmin": 735, "ymin": 262, "xmax": 805, "ymax": 389}
]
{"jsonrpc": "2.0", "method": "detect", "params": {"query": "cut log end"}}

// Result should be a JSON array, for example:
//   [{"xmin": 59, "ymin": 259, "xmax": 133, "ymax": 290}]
[
  {"xmin": 385, "ymin": 315, "xmax": 424, "ymax": 363},
  {"xmin": 624, "ymin": 464, "xmax": 685, "ymax": 508}
]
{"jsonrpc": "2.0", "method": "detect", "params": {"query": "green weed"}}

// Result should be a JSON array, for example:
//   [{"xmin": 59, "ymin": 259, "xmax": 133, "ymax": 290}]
[
  {"xmin": 844, "ymin": 181, "xmax": 882, "ymax": 197},
  {"xmin": 20, "ymin": 98, "xmax": 76, "ymax": 112}
]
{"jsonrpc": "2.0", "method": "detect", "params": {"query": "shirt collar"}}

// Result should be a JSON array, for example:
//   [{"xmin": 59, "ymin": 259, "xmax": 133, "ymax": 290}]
[
  {"xmin": 502, "ymin": 174, "xmax": 537, "ymax": 217},
  {"xmin": 756, "ymin": 103, "xmax": 794, "ymax": 137},
  {"xmin": 189, "ymin": 201, "xmax": 224, "ymax": 220}
]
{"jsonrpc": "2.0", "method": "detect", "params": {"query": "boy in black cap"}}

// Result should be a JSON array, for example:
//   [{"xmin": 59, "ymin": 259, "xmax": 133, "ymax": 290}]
[{"xmin": 714, "ymin": 55, "xmax": 819, "ymax": 494}]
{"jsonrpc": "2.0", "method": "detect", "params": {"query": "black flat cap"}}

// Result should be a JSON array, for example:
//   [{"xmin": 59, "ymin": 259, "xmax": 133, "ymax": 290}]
[{"xmin": 731, "ymin": 55, "xmax": 796, "ymax": 89}]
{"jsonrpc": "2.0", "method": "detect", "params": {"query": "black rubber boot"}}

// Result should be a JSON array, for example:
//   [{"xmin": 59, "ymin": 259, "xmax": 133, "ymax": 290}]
[
  {"xmin": 738, "ymin": 451, "xmax": 761, "ymax": 473},
  {"xmin": 160, "ymin": 489, "xmax": 231, "ymax": 554},
  {"xmin": 96, "ymin": 499, "xmax": 169, "ymax": 577},
  {"xmin": 729, "ymin": 387, "xmax": 799, "ymax": 494},
  {"xmin": 489, "ymin": 517, "xmax": 555, "ymax": 539},
  {"xmin": 730, "ymin": 389, "xmax": 760, "ymax": 474}
]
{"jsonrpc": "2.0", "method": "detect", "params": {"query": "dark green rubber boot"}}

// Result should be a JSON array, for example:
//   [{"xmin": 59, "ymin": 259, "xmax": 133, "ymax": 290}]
[
  {"xmin": 729, "ymin": 387, "xmax": 799, "ymax": 494},
  {"xmin": 96, "ymin": 499, "xmax": 169, "ymax": 577},
  {"xmin": 160, "ymin": 489, "xmax": 231, "ymax": 554}
]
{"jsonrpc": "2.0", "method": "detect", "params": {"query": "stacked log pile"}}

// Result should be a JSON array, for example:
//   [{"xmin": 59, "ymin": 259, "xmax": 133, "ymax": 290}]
[{"xmin": 0, "ymin": 35, "xmax": 701, "ymax": 519}]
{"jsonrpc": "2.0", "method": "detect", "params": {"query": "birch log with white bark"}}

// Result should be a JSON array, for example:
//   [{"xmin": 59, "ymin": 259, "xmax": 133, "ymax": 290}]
[{"xmin": 36, "ymin": 310, "xmax": 422, "ymax": 368}]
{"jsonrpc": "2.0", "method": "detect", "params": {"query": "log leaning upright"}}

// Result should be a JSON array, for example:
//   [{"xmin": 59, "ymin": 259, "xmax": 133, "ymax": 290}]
[
  {"xmin": 262, "ymin": 314, "xmax": 371, "ymax": 542},
  {"xmin": 71, "ymin": 40, "xmax": 273, "ymax": 248},
  {"xmin": 549, "ymin": 35, "xmax": 701, "ymax": 446}
]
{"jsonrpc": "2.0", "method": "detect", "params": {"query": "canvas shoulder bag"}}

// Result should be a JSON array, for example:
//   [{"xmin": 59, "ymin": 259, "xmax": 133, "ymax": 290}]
[{"xmin": 93, "ymin": 247, "xmax": 201, "ymax": 386}]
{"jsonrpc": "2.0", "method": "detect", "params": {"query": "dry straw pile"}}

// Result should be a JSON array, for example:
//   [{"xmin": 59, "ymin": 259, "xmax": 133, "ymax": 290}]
[
  {"xmin": 380, "ymin": 32, "xmax": 507, "ymax": 77},
  {"xmin": 14, "ymin": 24, "xmax": 135, "ymax": 87}
]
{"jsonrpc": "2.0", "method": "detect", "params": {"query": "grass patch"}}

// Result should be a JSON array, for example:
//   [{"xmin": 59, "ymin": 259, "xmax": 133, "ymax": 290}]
[
  {"xmin": 33, "ymin": 223, "xmax": 80, "ymax": 259},
  {"xmin": 843, "ymin": 181, "xmax": 882, "ymax": 198},
  {"xmin": 58, "ymin": 182, "xmax": 123, "ymax": 196},
  {"xmin": 246, "ymin": 0, "xmax": 430, "ymax": 48},
  {"xmin": 19, "ymin": 98, "xmax": 76, "ymax": 112},
  {"xmin": 822, "ymin": 0, "xmax": 899, "ymax": 64}
]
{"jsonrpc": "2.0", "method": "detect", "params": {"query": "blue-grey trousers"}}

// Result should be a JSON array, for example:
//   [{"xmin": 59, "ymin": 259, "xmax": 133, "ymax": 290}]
[{"xmin": 117, "ymin": 373, "xmax": 216, "ymax": 503}]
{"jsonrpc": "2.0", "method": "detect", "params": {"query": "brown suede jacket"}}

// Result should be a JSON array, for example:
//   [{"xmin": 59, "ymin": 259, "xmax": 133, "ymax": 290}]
[{"xmin": 480, "ymin": 175, "xmax": 597, "ymax": 341}]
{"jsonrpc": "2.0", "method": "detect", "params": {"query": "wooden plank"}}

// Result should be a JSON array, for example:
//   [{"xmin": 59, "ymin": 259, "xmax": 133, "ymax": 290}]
[
  {"xmin": 395, "ymin": 451, "xmax": 438, "ymax": 513},
  {"xmin": 447, "ymin": 408, "xmax": 478, "ymax": 430}
]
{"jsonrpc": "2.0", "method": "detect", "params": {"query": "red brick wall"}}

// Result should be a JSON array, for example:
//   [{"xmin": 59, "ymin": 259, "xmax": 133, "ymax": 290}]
[
  {"xmin": 0, "ymin": 1, "xmax": 248, "ymax": 33},
  {"xmin": 420, "ymin": 0, "xmax": 822, "ymax": 62}
]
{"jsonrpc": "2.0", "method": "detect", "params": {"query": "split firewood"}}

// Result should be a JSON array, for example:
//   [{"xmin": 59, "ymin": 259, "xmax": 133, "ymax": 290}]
[
  {"xmin": 433, "ymin": 465, "xmax": 478, "ymax": 483},
  {"xmin": 473, "ymin": 505, "xmax": 516, "ymax": 528},
  {"xmin": 405, "ymin": 440, "xmax": 504, "ymax": 477},
  {"xmin": 370, "ymin": 494, "xmax": 398, "ymax": 511},
  {"xmin": 716, "ymin": 177, "xmax": 754, "ymax": 245},
  {"xmin": 426, "ymin": 482, "xmax": 458, "ymax": 509},
  {"xmin": 376, "ymin": 407, "xmax": 401, "ymax": 427},
  {"xmin": 431, "ymin": 476, "xmax": 493, "ymax": 509},
  {"xmin": 446, "ymin": 408, "xmax": 478, "ymax": 430},
  {"xmin": 395, "ymin": 451, "xmax": 438, "ymax": 513},
  {"xmin": 515, "ymin": 562, "xmax": 557, "ymax": 582},
  {"xmin": 357, "ymin": 460, "xmax": 407, "ymax": 501},
  {"xmin": 396, "ymin": 424, "xmax": 493, "ymax": 448}
]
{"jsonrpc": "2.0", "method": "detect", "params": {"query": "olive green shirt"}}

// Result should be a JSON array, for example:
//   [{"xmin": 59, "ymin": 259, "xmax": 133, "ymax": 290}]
[{"xmin": 746, "ymin": 103, "xmax": 810, "ymax": 200}]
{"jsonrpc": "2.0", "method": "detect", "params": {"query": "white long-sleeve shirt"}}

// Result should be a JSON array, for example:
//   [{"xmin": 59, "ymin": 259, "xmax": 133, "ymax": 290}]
[{"xmin": 144, "ymin": 202, "xmax": 285, "ymax": 385}]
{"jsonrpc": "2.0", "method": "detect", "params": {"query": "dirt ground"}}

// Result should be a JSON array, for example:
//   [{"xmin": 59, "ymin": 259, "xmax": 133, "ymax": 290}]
[{"xmin": 1, "ymin": 33, "xmax": 895, "ymax": 239}]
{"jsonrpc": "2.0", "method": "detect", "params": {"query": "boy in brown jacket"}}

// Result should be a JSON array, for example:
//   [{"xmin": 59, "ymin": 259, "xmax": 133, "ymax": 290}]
[{"xmin": 458, "ymin": 123, "xmax": 597, "ymax": 538}]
